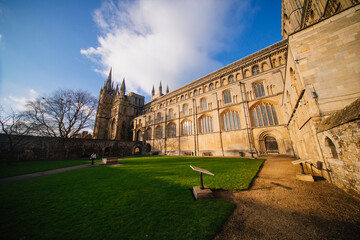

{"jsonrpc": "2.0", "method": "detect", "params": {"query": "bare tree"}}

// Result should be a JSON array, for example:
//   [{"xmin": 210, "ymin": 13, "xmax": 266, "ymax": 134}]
[
  {"xmin": 24, "ymin": 89, "xmax": 97, "ymax": 138},
  {"xmin": 0, "ymin": 106, "xmax": 33, "ymax": 157}
]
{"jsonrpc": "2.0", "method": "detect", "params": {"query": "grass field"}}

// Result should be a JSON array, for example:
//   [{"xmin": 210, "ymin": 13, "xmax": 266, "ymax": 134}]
[
  {"xmin": 0, "ymin": 156, "xmax": 264, "ymax": 240},
  {"xmin": 0, "ymin": 159, "xmax": 96, "ymax": 178}
]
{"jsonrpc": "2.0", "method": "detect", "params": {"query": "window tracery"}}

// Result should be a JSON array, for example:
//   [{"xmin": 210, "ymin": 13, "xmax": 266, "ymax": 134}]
[
  {"xmin": 181, "ymin": 120, "xmax": 193, "ymax": 136},
  {"xmin": 222, "ymin": 110, "xmax": 241, "ymax": 131},
  {"xmin": 199, "ymin": 115, "xmax": 214, "ymax": 134},
  {"xmin": 223, "ymin": 90, "xmax": 232, "ymax": 104},
  {"xmin": 252, "ymin": 103, "xmax": 279, "ymax": 127},
  {"xmin": 167, "ymin": 123, "xmax": 176, "ymax": 138}
]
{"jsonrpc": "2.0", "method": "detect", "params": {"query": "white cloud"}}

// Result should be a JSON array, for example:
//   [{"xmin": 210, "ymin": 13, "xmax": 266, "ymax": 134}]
[
  {"xmin": 2, "ymin": 89, "xmax": 39, "ymax": 112},
  {"xmin": 0, "ymin": 34, "xmax": 2, "ymax": 41},
  {"xmin": 81, "ymin": 0, "xmax": 248, "ymax": 96}
]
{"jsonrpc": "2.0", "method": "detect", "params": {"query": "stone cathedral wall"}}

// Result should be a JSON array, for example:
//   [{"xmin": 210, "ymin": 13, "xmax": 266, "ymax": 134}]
[{"xmin": 0, "ymin": 134, "xmax": 143, "ymax": 162}]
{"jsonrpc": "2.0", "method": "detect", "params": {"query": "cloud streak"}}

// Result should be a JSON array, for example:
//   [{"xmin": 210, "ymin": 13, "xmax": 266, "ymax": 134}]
[
  {"xmin": 2, "ymin": 89, "xmax": 39, "ymax": 112},
  {"xmin": 81, "ymin": 0, "xmax": 249, "ymax": 97}
]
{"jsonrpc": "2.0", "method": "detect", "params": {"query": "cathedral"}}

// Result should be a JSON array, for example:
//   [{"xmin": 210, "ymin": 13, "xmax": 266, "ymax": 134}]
[{"xmin": 93, "ymin": 0, "xmax": 360, "ymax": 193}]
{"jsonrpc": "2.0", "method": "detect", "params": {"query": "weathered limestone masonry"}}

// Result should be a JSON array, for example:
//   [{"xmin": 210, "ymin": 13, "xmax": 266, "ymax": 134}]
[
  {"xmin": 282, "ymin": 2, "xmax": 360, "ymax": 193},
  {"xmin": 0, "ymin": 134, "xmax": 144, "ymax": 161},
  {"xmin": 317, "ymin": 99, "xmax": 360, "ymax": 194}
]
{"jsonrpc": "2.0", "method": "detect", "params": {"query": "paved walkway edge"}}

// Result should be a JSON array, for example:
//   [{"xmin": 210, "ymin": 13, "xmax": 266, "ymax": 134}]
[{"xmin": 0, "ymin": 164, "xmax": 91, "ymax": 185}]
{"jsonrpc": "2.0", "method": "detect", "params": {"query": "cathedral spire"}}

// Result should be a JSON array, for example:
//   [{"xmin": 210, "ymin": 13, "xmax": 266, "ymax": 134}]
[
  {"xmin": 105, "ymin": 67, "xmax": 112, "ymax": 90},
  {"xmin": 159, "ymin": 81, "xmax": 162, "ymax": 95},
  {"xmin": 120, "ymin": 78, "xmax": 126, "ymax": 95},
  {"xmin": 166, "ymin": 85, "xmax": 169, "ymax": 94},
  {"xmin": 115, "ymin": 84, "xmax": 119, "ymax": 95},
  {"xmin": 151, "ymin": 85, "xmax": 155, "ymax": 96}
]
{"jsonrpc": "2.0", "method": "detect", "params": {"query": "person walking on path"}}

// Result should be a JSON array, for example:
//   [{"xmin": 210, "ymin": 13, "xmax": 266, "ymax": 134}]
[{"xmin": 90, "ymin": 153, "xmax": 97, "ymax": 165}]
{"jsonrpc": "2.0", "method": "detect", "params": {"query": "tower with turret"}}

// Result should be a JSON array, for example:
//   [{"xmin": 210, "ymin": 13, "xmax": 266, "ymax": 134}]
[{"xmin": 93, "ymin": 68, "xmax": 145, "ymax": 140}]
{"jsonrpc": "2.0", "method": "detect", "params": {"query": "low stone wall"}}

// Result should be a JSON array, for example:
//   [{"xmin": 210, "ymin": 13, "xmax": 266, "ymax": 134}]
[{"xmin": 0, "ymin": 134, "xmax": 144, "ymax": 162}]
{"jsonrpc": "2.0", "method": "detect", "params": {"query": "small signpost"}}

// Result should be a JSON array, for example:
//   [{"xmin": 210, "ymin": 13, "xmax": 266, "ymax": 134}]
[{"xmin": 190, "ymin": 165, "xmax": 215, "ymax": 200}]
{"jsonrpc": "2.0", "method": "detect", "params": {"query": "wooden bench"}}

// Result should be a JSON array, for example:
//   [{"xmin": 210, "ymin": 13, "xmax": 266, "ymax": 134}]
[
  {"xmin": 291, "ymin": 159, "xmax": 314, "ymax": 182},
  {"xmin": 291, "ymin": 159, "xmax": 311, "ymax": 174},
  {"xmin": 102, "ymin": 157, "xmax": 120, "ymax": 165}
]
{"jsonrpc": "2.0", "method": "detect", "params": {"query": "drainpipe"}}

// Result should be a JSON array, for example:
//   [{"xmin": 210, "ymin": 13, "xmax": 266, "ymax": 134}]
[
  {"xmin": 215, "ymin": 92, "xmax": 225, "ymax": 156},
  {"xmin": 310, "ymin": 85, "xmax": 333, "ymax": 184},
  {"xmin": 178, "ymin": 105, "xmax": 181, "ymax": 156},
  {"xmin": 192, "ymin": 98, "xmax": 197, "ymax": 156},
  {"xmin": 194, "ymin": 98, "xmax": 200, "ymax": 155},
  {"xmin": 152, "ymin": 111, "xmax": 155, "ymax": 151},
  {"xmin": 239, "ymin": 82, "xmax": 254, "ymax": 158},
  {"xmin": 164, "ymin": 108, "xmax": 167, "ymax": 155}
]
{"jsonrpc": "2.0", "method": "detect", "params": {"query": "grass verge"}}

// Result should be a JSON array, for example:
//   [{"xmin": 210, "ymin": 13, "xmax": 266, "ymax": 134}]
[{"xmin": 0, "ymin": 156, "xmax": 264, "ymax": 240}]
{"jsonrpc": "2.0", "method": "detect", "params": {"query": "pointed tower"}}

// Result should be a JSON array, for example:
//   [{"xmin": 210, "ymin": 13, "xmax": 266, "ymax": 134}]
[
  {"xmin": 151, "ymin": 85, "xmax": 155, "ymax": 97},
  {"xmin": 105, "ymin": 67, "xmax": 113, "ymax": 90},
  {"xmin": 93, "ymin": 67, "xmax": 115, "ymax": 139},
  {"xmin": 115, "ymin": 84, "xmax": 119, "ymax": 95},
  {"xmin": 159, "ymin": 81, "xmax": 163, "ymax": 95},
  {"xmin": 120, "ymin": 78, "xmax": 126, "ymax": 95},
  {"xmin": 166, "ymin": 85, "xmax": 169, "ymax": 94}
]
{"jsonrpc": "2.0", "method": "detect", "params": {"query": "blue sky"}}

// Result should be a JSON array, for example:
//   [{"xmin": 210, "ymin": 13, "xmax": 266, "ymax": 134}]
[{"xmin": 0, "ymin": 0, "xmax": 283, "ymax": 111}]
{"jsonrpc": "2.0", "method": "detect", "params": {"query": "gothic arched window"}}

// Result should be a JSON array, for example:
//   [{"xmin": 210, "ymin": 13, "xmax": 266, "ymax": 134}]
[
  {"xmin": 201, "ymin": 98, "xmax": 207, "ymax": 111},
  {"xmin": 252, "ymin": 103, "xmax": 279, "ymax": 127},
  {"xmin": 254, "ymin": 82, "xmax": 266, "ymax": 98},
  {"xmin": 137, "ymin": 130, "xmax": 143, "ymax": 141},
  {"xmin": 223, "ymin": 90, "xmax": 232, "ymax": 104},
  {"xmin": 168, "ymin": 109, "xmax": 174, "ymax": 120},
  {"xmin": 252, "ymin": 65, "xmax": 260, "ymax": 75},
  {"xmin": 157, "ymin": 112, "xmax": 162, "ymax": 123},
  {"xmin": 325, "ymin": 137, "xmax": 339, "ymax": 159},
  {"xmin": 167, "ymin": 123, "xmax": 176, "ymax": 138},
  {"xmin": 222, "ymin": 110, "xmax": 241, "ymax": 131},
  {"xmin": 145, "ymin": 128, "xmax": 152, "ymax": 140},
  {"xmin": 155, "ymin": 126, "xmax": 162, "ymax": 139},
  {"xmin": 181, "ymin": 120, "xmax": 193, "ymax": 136},
  {"xmin": 199, "ymin": 115, "xmax": 213, "ymax": 134},
  {"xmin": 183, "ymin": 104, "xmax": 189, "ymax": 115},
  {"xmin": 209, "ymin": 83, "xmax": 214, "ymax": 90}
]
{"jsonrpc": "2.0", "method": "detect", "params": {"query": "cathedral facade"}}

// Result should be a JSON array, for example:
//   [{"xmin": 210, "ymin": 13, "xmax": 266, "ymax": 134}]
[{"xmin": 94, "ymin": 0, "xmax": 360, "ymax": 193}]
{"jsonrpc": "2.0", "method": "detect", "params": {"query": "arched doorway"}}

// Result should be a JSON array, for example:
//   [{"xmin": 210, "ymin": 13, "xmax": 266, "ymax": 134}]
[
  {"xmin": 264, "ymin": 136, "xmax": 279, "ymax": 153},
  {"xmin": 145, "ymin": 143, "xmax": 151, "ymax": 153},
  {"xmin": 133, "ymin": 145, "xmax": 142, "ymax": 155}
]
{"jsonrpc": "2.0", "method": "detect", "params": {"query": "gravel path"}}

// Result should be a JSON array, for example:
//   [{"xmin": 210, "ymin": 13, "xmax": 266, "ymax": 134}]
[{"xmin": 214, "ymin": 156, "xmax": 360, "ymax": 240}]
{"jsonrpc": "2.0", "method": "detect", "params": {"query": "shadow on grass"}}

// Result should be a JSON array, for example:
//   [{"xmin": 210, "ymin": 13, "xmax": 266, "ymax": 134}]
[
  {"xmin": 239, "ymin": 158, "xmax": 266, "ymax": 191},
  {"xmin": 0, "ymin": 156, "xmax": 263, "ymax": 240}
]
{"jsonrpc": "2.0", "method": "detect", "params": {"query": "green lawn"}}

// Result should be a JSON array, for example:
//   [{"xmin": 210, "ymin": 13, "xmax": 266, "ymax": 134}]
[
  {"xmin": 0, "ymin": 159, "xmax": 97, "ymax": 178},
  {"xmin": 0, "ymin": 156, "xmax": 264, "ymax": 240}
]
